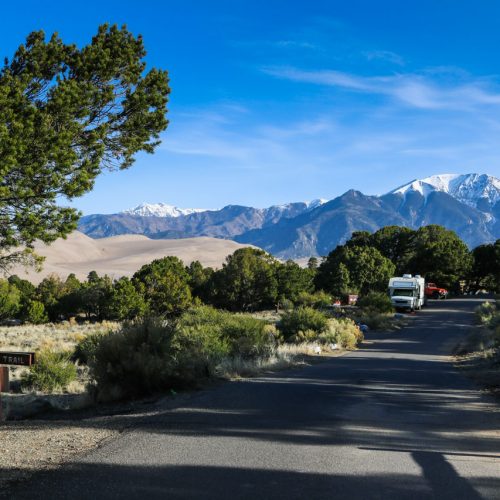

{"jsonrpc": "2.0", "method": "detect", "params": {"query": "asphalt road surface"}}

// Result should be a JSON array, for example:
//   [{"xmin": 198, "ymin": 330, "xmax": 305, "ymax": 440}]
[{"xmin": 8, "ymin": 298, "xmax": 500, "ymax": 499}]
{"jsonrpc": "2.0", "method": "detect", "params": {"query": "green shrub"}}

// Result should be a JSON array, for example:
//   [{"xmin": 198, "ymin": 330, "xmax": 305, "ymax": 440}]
[
  {"xmin": 170, "ymin": 323, "xmax": 230, "ymax": 381},
  {"xmin": 357, "ymin": 292, "xmax": 394, "ymax": 313},
  {"xmin": 490, "ymin": 311, "xmax": 500, "ymax": 330},
  {"xmin": 294, "ymin": 291, "xmax": 332, "ymax": 309},
  {"xmin": 91, "ymin": 309, "xmax": 268, "ymax": 400},
  {"xmin": 21, "ymin": 349, "xmax": 77, "ymax": 393},
  {"xmin": 293, "ymin": 329, "xmax": 321, "ymax": 342},
  {"xmin": 90, "ymin": 307, "xmax": 281, "ymax": 401},
  {"xmin": 278, "ymin": 307, "xmax": 329, "ymax": 341},
  {"xmin": 73, "ymin": 331, "xmax": 108, "ymax": 364},
  {"xmin": 280, "ymin": 298, "xmax": 294, "ymax": 311},
  {"xmin": 226, "ymin": 315, "xmax": 276, "ymax": 357},
  {"xmin": 90, "ymin": 318, "xmax": 178, "ymax": 400},
  {"xmin": 474, "ymin": 301, "xmax": 500, "ymax": 348},
  {"xmin": 178, "ymin": 306, "xmax": 276, "ymax": 359}
]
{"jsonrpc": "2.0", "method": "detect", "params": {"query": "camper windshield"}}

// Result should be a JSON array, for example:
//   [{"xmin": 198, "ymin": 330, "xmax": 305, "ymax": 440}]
[{"xmin": 392, "ymin": 288, "xmax": 415, "ymax": 297}]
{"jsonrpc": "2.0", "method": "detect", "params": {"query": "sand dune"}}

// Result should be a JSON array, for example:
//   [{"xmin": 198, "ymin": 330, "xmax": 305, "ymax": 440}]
[{"xmin": 9, "ymin": 231, "xmax": 254, "ymax": 284}]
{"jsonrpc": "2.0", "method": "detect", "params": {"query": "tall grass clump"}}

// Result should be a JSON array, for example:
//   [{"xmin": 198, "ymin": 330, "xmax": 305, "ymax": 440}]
[
  {"xmin": 474, "ymin": 301, "xmax": 500, "ymax": 348},
  {"xmin": 318, "ymin": 318, "xmax": 363, "ymax": 349},
  {"xmin": 21, "ymin": 349, "xmax": 77, "ymax": 393}
]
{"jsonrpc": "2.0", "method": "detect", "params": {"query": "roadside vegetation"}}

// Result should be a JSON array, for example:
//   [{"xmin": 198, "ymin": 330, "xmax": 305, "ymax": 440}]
[
  {"xmin": 456, "ymin": 300, "xmax": 500, "ymax": 395},
  {"xmin": 0, "ymin": 227, "xmax": 497, "ymax": 410}
]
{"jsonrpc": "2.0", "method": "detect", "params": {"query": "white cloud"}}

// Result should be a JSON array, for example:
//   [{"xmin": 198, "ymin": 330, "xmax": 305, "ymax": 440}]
[
  {"xmin": 274, "ymin": 40, "xmax": 319, "ymax": 50},
  {"xmin": 262, "ymin": 66, "xmax": 500, "ymax": 110},
  {"xmin": 363, "ymin": 50, "xmax": 405, "ymax": 66},
  {"xmin": 160, "ymin": 106, "xmax": 341, "ymax": 173}
]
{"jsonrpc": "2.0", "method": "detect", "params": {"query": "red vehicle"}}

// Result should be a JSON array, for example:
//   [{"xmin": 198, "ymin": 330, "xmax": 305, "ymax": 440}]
[{"xmin": 425, "ymin": 283, "xmax": 448, "ymax": 299}]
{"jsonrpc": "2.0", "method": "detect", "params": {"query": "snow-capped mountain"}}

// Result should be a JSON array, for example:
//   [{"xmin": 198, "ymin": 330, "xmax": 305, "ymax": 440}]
[
  {"xmin": 391, "ymin": 173, "xmax": 500, "ymax": 210},
  {"xmin": 123, "ymin": 199, "xmax": 328, "ymax": 219},
  {"xmin": 79, "ymin": 173, "xmax": 499, "ymax": 258},
  {"xmin": 122, "ymin": 202, "xmax": 210, "ymax": 218}
]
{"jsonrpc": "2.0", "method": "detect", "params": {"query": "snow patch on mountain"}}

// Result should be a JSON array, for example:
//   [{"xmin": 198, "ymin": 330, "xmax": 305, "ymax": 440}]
[
  {"xmin": 391, "ymin": 173, "xmax": 500, "ymax": 209},
  {"xmin": 124, "ymin": 199, "xmax": 328, "ymax": 218},
  {"xmin": 306, "ymin": 198, "xmax": 328, "ymax": 209},
  {"xmin": 123, "ymin": 203, "xmax": 210, "ymax": 218}
]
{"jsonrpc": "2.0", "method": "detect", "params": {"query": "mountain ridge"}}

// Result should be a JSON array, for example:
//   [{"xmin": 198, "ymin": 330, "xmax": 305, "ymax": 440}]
[
  {"xmin": 121, "ymin": 199, "xmax": 328, "ymax": 218},
  {"xmin": 78, "ymin": 173, "xmax": 500, "ymax": 258}
]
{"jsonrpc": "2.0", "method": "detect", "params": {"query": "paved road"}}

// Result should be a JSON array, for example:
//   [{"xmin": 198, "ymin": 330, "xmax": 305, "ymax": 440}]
[{"xmin": 8, "ymin": 298, "xmax": 500, "ymax": 499}]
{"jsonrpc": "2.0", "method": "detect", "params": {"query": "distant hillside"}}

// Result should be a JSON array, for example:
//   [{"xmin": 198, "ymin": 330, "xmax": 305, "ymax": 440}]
[
  {"xmin": 78, "ymin": 173, "xmax": 500, "ymax": 259},
  {"xmin": 9, "ymin": 232, "xmax": 254, "ymax": 284},
  {"xmin": 78, "ymin": 202, "xmax": 320, "ymax": 239}
]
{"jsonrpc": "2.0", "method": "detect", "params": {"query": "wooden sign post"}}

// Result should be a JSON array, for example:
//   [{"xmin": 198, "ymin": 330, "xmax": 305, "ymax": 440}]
[{"xmin": 0, "ymin": 351, "xmax": 36, "ymax": 421}]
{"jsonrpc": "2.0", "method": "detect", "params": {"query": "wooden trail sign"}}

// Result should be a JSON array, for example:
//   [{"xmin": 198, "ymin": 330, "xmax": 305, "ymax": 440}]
[
  {"xmin": 0, "ymin": 351, "xmax": 36, "ymax": 421},
  {"xmin": 0, "ymin": 352, "xmax": 35, "ymax": 367}
]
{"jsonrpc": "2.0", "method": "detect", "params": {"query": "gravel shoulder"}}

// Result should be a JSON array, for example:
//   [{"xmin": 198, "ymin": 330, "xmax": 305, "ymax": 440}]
[
  {"xmin": 0, "ymin": 392, "xmax": 183, "ymax": 491},
  {"xmin": 0, "ymin": 418, "xmax": 118, "ymax": 490}
]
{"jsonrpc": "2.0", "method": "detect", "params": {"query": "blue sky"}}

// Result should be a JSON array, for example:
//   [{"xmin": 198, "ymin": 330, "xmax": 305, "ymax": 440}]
[{"xmin": 3, "ymin": 0, "xmax": 500, "ymax": 214}]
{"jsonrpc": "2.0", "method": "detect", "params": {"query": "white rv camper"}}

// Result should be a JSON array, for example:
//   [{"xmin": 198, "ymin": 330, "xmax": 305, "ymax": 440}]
[{"xmin": 388, "ymin": 274, "xmax": 426, "ymax": 311}]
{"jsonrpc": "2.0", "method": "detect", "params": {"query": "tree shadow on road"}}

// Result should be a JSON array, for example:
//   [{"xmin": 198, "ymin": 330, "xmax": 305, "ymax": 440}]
[{"xmin": 4, "ymin": 461, "xmax": 499, "ymax": 500}]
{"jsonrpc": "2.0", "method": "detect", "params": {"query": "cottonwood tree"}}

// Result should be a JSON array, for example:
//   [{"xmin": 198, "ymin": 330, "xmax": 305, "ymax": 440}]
[
  {"xmin": 317, "ymin": 225, "xmax": 472, "ymax": 295},
  {"xmin": 0, "ymin": 24, "xmax": 170, "ymax": 272},
  {"xmin": 79, "ymin": 272, "xmax": 114, "ymax": 320}
]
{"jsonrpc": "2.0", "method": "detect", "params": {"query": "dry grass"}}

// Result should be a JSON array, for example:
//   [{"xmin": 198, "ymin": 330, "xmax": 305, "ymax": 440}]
[
  {"xmin": 0, "ymin": 321, "xmax": 119, "ymax": 385},
  {"xmin": 455, "ymin": 324, "xmax": 500, "ymax": 396},
  {"xmin": 217, "ymin": 342, "xmax": 339, "ymax": 378},
  {"xmin": 457, "ymin": 347, "xmax": 500, "ymax": 397},
  {"xmin": 0, "ymin": 321, "xmax": 120, "ymax": 352},
  {"xmin": 249, "ymin": 310, "xmax": 281, "ymax": 322}
]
